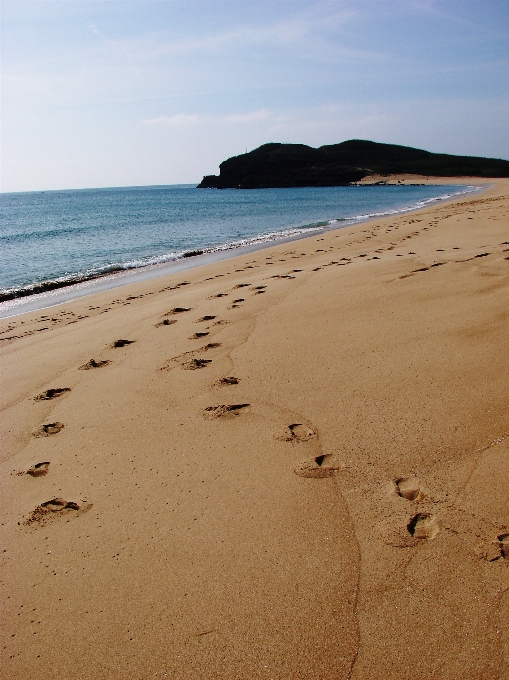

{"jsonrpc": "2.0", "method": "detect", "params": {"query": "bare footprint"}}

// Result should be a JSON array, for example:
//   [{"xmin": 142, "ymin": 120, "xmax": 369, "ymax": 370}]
[
  {"xmin": 498, "ymin": 534, "xmax": 509, "ymax": 560},
  {"xmin": 204, "ymin": 404, "xmax": 250, "ymax": 419},
  {"xmin": 197, "ymin": 315, "xmax": 216, "ymax": 322},
  {"xmin": 27, "ymin": 462, "xmax": 50, "ymax": 477},
  {"xmin": 159, "ymin": 342, "xmax": 221, "ymax": 371},
  {"xmin": 33, "ymin": 422, "xmax": 64, "ymax": 437},
  {"xmin": 34, "ymin": 388, "xmax": 71, "ymax": 401},
  {"xmin": 189, "ymin": 332, "xmax": 209, "ymax": 339},
  {"xmin": 275, "ymin": 423, "xmax": 317, "ymax": 442},
  {"xmin": 156, "ymin": 319, "xmax": 177, "ymax": 327},
  {"xmin": 113, "ymin": 339, "xmax": 135, "ymax": 348},
  {"xmin": 294, "ymin": 454, "xmax": 340, "ymax": 478},
  {"xmin": 167, "ymin": 307, "xmax": 192, "ymax": 314},
  {"xmin": 79, "ymin": 359, "xmax": 110, "ymax": 370},
  {"xmin": 23, "ymin": 498, "xmax": 92, "ymax": 526},
  {"xmin": 394, "ymin": 477, "xmax": 425, "ymax": 502},
  {"xmin": 202, "ymin": 342, "xmax": 221, "ymax": 350},
  {"xmin": 213, "ymin": 376, "xmax": 240, "ymax": 386},
  {"xmin": 407, "ymin": 513, "xmax": 439, "ymax": 540},
  {"xmin": 182, "ymin": 358, "xmax": 212, "ymax": 370}
]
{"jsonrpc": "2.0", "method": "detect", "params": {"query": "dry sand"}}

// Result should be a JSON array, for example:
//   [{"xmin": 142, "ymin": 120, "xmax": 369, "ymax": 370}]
[{"xmin": 1, "ymin": 177, "xmax": 508, "ymax": 679}]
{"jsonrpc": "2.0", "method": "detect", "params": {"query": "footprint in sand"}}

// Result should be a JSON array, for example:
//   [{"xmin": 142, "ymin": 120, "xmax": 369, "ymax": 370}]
[
  {"xmin": 197, "ymin": 315, "xmax": 216, "ymax": 322},
  {"xmin": 33, "ymin": 422, "xmax": 64, "ymax": 437},
  {"xmin": 275, "ymin": 423, "xmax": 317, "ymax": 442},
  {"xmin": 293, "ymin": 454, "xmax": 340, "ymax": 478},
  {"xmin": 213, "ymin": 376, "xmax": 240, "ymax": 386},
  {"xmin": 498, "ymin": 534, "xmax": 509, "ymax": 560},
  {"xmin": 393, "ymin": 477, "xmax": 425, "ymax": 502},
  {"xmin": 79, "ymin": 359, "xmax": 110, "ymax": 370},
  {"xmin": 23, "ymin": 498, "xmax": 92, "ymax": 526},
  {"xmin": 167, "ymin": 307, "xmax": 192, "ymax": 314},
  {"xmin": 27, "ymin": 462, "xmax": 50, "ymax": 477},
  {"xmin": 182, "ymin": 358, "xmax": 212, "ymax": 370},
  {"xmin": 113, "ymin": 339, "xmax": 135, "ymax": 348},
  {"xmin": 34, "ymin": 388, "xmax": 71, "ymax": 401},
  {"xmin": 156, "ymin": 319, "xmax": 177, "ymax": 327},
  {"xmin": 407, "ymin": 513, "xmax": 439, "ymax": 540},
  {"xmin": 189, "ymin": 332, "xmax": 209, "ymax": 339},
  {"xmin": 159, "ymin": 343, "xmax": 221, "ymax": 371},
  {"xmin": 204, "ymin": 404, "xmax": 250, "ymax": 419},
  {"xmin": 202, "ymin": 342, "xmax": 221, "ymax": 350}
]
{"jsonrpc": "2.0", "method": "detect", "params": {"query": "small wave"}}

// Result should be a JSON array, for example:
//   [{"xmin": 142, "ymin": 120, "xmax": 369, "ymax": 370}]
[
  {"xmin": 0, "ymin": 265, "xmax": 126, "ymax": 302},
  {"xmin": 327, "ymin": 185, "xmax": 480, "ymax": 224},
  {"xmin": 0, "ymin": 224, "xmax": 326, "ymax": 302},
  {"xmin": 0, "ymin": 185, "xmax": 481, "ymax": 303},
  {"xmin": 121, "ymin": 223, "xmax": 328, "ymax": 270},
  {"xmin": 0, "ymin": 223, "xmax": 91, "ymax": 244}
]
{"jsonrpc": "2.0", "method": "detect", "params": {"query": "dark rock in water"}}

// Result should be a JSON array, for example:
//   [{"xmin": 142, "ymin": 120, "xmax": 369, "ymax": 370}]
[{"xmin": 197, "ymin": 139, "xmax": 509, "ymax": 189}]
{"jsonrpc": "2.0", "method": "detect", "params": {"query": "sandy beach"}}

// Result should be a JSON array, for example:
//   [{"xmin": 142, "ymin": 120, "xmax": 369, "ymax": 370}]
[{"xmin": 1, "ymin": 177, "xmax": 508, "ymax": 679}]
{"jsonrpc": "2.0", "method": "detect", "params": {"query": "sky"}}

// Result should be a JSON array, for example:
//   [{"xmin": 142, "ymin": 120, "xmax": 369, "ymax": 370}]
[{"xmin": 1, "ymin": 0, "xmax": 508, "ymax": 192}]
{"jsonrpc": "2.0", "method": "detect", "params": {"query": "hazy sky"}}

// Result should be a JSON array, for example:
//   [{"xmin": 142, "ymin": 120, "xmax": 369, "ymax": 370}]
[{"xmin": 2, "ymin": 0, "xmax": 508, "ymax": 192}]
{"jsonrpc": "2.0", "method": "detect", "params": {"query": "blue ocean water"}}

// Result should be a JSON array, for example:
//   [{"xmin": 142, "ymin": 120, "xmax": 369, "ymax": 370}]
[{"xmin": 0, "ymin": 183, "xmax": 477, "ymax": 298}]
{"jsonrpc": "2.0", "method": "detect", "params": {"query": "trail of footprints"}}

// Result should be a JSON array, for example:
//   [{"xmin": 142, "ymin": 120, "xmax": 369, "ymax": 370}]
[
  {"xmin": 20, "ymin": 335, "xmax": 139, "ymax": 526},
  {"xmin": 20, "ymin": 281, "xmax": 286, "ymax": 525},
  {"xmin": 13, "ymin": 207, "xmax": 509, "ymax": 558},
  {"xmin": 3, "ymin": 204, "xmax": 507, "ymax": 342}
]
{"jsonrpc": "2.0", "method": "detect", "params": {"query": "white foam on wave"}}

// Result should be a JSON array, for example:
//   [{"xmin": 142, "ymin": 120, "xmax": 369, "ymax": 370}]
[
  {"xmin": 119, "ymin": 186, "xmax": 481, "ymax": 271},
  {"xmin": 120, "ymin": 224, "xmax": 327, "ymax": 271},
  {"xmin": 0, "ymin": 184, "xmax": 482, "ymax": 303},
  {"xmin": 328, "ymin": 185, "xmax": 481, "ymax": 225}
]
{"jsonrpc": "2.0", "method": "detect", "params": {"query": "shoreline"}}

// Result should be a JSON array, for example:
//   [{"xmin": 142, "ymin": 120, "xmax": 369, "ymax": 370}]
[
  {"xmin": 1, "ymin": 176, "xmax": 508, "ymax": 678},
  {"xmin": 0, "ymin": 178, "xmax": 485, "ymax": 319}
]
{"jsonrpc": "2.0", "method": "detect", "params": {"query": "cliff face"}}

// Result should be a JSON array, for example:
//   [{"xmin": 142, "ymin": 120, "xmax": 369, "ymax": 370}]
[{"xmin": 197, "ymin": 140, "xmax": 509, "ymax": 189}]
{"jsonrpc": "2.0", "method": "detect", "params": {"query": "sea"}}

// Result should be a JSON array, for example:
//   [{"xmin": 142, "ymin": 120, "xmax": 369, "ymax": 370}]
[{"xmin": 0, "ymin": 183, "xmax": 479, "ymax": 314}]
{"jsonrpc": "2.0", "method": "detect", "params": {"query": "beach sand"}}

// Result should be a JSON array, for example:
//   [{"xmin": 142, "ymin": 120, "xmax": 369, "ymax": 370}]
[{"xmin": 1, "ymin": 177, "xmax": 508, "ymax": 679}]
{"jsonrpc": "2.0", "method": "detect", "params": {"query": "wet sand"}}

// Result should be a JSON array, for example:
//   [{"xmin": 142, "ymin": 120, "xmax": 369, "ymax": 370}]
[{"xmin": 1, "ymin": 177, "xmax": 508, "ymax": 679}]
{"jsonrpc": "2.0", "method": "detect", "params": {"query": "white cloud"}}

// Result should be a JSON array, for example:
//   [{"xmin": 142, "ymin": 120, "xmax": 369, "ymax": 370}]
[
  {"xmin": 224, "ymin": 110, "xmax": 271, "ymax": 123},
  {"xmin": 140, "ymin": 110, "xmax": 271, "ymax": 127},
  {"xmin": 141, "ymin": 113, "xmax": 204, "ymax": 127},
  {"xmin": 84, "ymin": 7, "xmax": 381, "ymax": 67}
]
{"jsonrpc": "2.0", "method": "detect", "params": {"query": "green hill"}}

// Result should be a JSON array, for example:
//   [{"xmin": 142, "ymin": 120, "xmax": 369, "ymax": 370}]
[{"xmin": 198, "ymin": 140, "xmax": 509, "ymax": 189}]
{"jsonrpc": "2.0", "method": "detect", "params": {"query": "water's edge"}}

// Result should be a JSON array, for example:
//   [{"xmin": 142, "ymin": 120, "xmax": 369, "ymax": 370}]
[{"xmin": 0, "ymin": 184, "xmax": 483, "ymax": 319}]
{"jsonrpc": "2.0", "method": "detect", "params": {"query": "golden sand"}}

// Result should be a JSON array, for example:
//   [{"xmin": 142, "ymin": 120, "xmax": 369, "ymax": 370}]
[{"xmin": 1, "ymin": 178, "xmax": 508, "ymax": 679}]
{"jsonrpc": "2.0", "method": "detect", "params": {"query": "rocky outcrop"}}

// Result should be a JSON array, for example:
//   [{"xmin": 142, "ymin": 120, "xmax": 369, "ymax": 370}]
[{"xmin": 198, "ymin": 139, "xmax": 509, "ymax": 189}]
